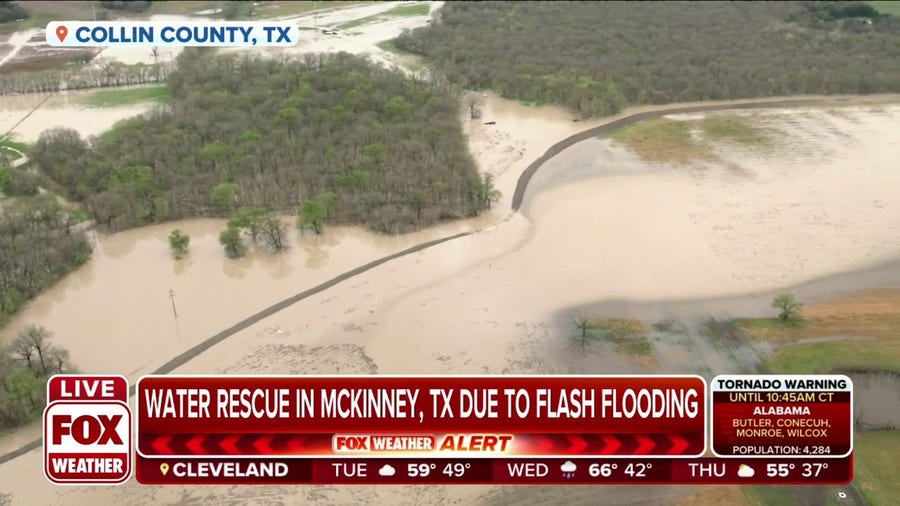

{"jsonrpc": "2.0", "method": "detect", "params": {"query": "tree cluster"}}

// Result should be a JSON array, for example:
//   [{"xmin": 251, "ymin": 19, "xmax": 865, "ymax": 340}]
[
  {"xmin": 0, "ymin": 195, "xmax": 92, "ymax": 329},
  {"xmin": 394, "ymin": 1, "xmax": 900, "ymax": 117},
  {"xmin": 168, "ymin": 228, "xmax": 190, "ymax": 258},
  {"xmin": 99, "ymin": 0, "xmax": 152, "ymax": 12},
  {"xmin": 0, "ymin": 326, "xmax": 73, "ymax": 431},
  {"xmin": 30, "ymin": 50, "xmax": 489, "ymax": 234},
  {"xmin": 222, "ymin": 206, "xmax": 288, "ymax": 256},
  {"xmin": 0, "ymin": 1, "xmax": 27, "ymax": 23}
]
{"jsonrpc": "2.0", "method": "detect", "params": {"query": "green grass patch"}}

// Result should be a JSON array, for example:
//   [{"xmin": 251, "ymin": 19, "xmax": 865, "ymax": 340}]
[
  {"xmin": 869, "ymin": 1, "xmax": 900, "ymax": 16},
  {"xmin": 736, "ymin": 317, "xmax": 804, "ymax": 334},
  {"xmin": 854, "ymin": 430, "xmax": 900, "ymax": 506},
  {"xmin": 651, "ymin": 319, "xmax": 688, "ymax": 334},
  {"xmin": 148, "ymin": 1, "xmax": 212, "ymax": 15},
  {"xmin": 612, "ymin": 114, "xmax": 771, "ymax": 164},
  {"xmin": 741, "ymin": 485, "xmax": 798, "ymax": 506},
  {"xmin": 82, "ymin": 85, "xmax": 170, "ymax": 107},
  {"xmin": 68, "ymin": 207, "xmax": 90, "ymax": 224},
  {"xmin": 376, "ymin": 38, "xmax": 402, "ymax": 53},
  {"xmin": 698, "ymin": 114, "xmax": 770, "ymax": 145},
  {"xmin": 383, "ymin": 2, "xmax": 430, "ymax": 17},
  {"xmin": 611, "ymin": 118, "xmax": 711, "ymax": 164},
  {"xmin": 582, "ymin": 319, "xmax": 654, "ymax": 357},
  {"xmin": 257, "ymin": 1, "xmax": 371, "ymax": 18},
  {"xmin": 615, "ymin": 337, "xmax": 652, "ymax": 356},
  {"xmin": 0, "ymin": 136, "xmax": 28, "ymax": 161},
  {"xmin": 766, "ymin": 340, "xmax": 900, "ymax": 374},
  {"xmin": 337, "ymin": 2, "xmax": 429, "ymax": 30}
]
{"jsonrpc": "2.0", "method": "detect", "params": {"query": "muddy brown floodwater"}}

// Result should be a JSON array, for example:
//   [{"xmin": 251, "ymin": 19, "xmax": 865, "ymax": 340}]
[
  {"xmin": 0, "ymin": 91, "xmax": 152, "ymax": 142},
  {"xmin": 0, "ymin": 215, "xmax": 497, "ymax": 376},
  {"xmin": 0, "ymin": 100, "xmax": 897, "ymax": 505}
]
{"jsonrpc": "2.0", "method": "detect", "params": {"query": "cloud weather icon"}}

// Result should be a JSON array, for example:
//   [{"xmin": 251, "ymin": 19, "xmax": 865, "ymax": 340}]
[
  {"xmin": 737, "ymin": 464, "xmax": 755, "ymax": 478},
  {"xmin": 560, "ymin": 461, "xmax": 577, "ymax": 478},
  {"xmin": 378, "ymin": 464, "xmax": 396, "ymax": 477}
]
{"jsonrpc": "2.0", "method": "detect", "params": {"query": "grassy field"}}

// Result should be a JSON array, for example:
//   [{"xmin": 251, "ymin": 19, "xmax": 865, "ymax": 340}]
[
  {"xmin": 81, "ymin": 85, "xmax": 170, "ymax": 107},
  {"xmin": 698, "ymin": 114, "xmax": 771, "ymax": 145},
  {"xmin": 672, "ymin": 486, "xmax": 752, "ymax": 506},
  {"xmin": 579, "ymin": 318, "xmax": 658, "ymax": 368},
  {"xmin": 749, "ymin": 289, "xmax": 900, "ymax": 372},
  {"xmin": 869, "ymin": 1, "xmax": 900, "ymax": 16},
  {"xmin": 853, "ymin": 431, "xmax": 900, "ymax": 506},
  {"xmin": 757, "ymin": 289, "xmax": 900, "ymax": 505},
  {"xmin": 766, "ymin": 340, "xmax": 900, "ymax": 374},
  {"xmin": 151, "ymin": 1, "xmax": 375, "ymax": 19},
  {"xmin": 611, "ymin": 118, "xmax": 711, "ymax": 164},
  {"xmin": 337, "ymin": 2, "xmax": 429, "ymax": 30},
  {"xmin": 376, "ymin": 38, "xmax": 401, "ymax": 53},
  {"xmin": 612, "ymin": 114, "xmax": 771, "ymax": 164},
  {"xmin": 739, "ymin": 289, "xmax": 900, "ymax": 344}
]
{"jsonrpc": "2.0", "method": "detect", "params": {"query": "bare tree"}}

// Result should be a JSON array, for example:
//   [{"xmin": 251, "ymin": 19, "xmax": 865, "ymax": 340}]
[
  {"xmin": 466, "ymin": 91, "xmax": 484, "ymax": 120},
  {"xmin": 574, "ymin": 312, "xmax": 591, "ymax": 352},
  {"xmin": 47, "ymin": 347, "xmax": 72, "ymax": 374},
  {"xmin": 11, "ymin": 326, "xmax": 52, "ymax": 375}
]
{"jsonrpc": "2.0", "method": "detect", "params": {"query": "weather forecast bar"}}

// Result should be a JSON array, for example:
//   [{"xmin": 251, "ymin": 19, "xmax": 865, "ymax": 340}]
[
  {"xmin": 136, "ymin": 375, "xmax": 707, "ymax": 458},
  {"xmin": 134, "ymin": 456, "xmax": 853, "ymax": 485}
]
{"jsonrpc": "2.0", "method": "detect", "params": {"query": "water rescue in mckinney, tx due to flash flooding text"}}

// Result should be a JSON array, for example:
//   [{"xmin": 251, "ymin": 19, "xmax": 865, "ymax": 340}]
[{"xmin": 0, "ymin": 1, "xmax": 898, "ymax": 505}]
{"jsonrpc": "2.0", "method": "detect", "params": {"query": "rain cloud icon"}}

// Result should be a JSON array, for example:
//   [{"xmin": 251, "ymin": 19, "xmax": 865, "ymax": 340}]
[
  {"xmin": 560, "ymin": 461, "xmax": 577, "ymax": 478},
  {"xmin": 378, "ymin": 464, "xmax": 396, "ymax": 477}
]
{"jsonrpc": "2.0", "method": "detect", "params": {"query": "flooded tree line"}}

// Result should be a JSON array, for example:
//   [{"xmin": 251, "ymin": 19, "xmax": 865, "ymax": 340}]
[
  {"xmin": 396, "ymin": 2, "xmax": 900, "ymax": 118},
  {"xmin": 28, "ymin": 49, "xmax": 498, "ymax": 236},
  {"xmin": 0, "ymin": 196, "xmax": 82, "ymax": 431},
  {"xmin": 0, "ymin": 195, "xmax": 92, "ymax": 329},
  {"xmin": 0, "ymin": 60, "xmax": 173, "ymax": 96},
  {"xmin": 0, "ymin": 49, "xmax": 495, "ymax": 326}
]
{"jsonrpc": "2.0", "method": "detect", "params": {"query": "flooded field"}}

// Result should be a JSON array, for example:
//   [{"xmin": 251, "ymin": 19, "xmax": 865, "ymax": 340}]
[
  {"xmin": 0, "ymin": 90, "xmax": 152, "ymax": 142},
  {"xmin": 1, "ymin": 7, "xmax": 899, "ymax": 500},
  {"xmin": 2, "ymin": 102, "xmax": 895, "ymax": 504}
]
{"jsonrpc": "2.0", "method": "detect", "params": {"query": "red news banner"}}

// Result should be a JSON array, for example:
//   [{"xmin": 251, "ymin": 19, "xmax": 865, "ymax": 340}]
[
  {"xmin": 711, "ymin": 374, "xmax": 853, "ymax": 458},
  {"xmin": 136, "ymin": 375, "xmax": 707, "ymax": 460},
  {"xmin": 39, "ymin": 374, "xmax": 853, "ymax": 485}
]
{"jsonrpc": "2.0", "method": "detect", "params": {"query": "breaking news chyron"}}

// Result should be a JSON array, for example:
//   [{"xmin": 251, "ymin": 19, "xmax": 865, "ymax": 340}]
[{"xmin": 41, "ymin": 374, "xmax": 853, "ymax": 486}]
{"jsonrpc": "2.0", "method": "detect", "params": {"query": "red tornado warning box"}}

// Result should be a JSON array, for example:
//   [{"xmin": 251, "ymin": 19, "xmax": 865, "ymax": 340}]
[
  {"xmin": 711, "ymin": 374, "xmax": 853, "ymax": 458},
  {"xmin": 135, "ymin": 375, "xmax": 707, "ymax": 466},
  {"xmin": 43, "ymin": 375, "xmax": 133, "ymax": 485}
]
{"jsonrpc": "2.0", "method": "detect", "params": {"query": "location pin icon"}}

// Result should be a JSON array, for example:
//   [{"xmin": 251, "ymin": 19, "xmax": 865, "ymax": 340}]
[
  {"xmin": 56, "ymin": 25, "xmax": 68, "ymax": 42},
  {"xmin": 160, "ymin": 463, "xmax": 170, "ymax": 476}
]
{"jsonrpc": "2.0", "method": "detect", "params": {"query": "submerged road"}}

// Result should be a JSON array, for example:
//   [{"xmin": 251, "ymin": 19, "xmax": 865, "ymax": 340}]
[{"xmin": 1, "ymin": 94, "xmax": 897, "ymax": 467}]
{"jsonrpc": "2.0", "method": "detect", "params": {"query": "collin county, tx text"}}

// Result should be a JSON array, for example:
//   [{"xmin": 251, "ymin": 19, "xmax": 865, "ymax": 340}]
[{"xmin": 75, "ymin": 25, "xmax": 290, "ymax": 45}]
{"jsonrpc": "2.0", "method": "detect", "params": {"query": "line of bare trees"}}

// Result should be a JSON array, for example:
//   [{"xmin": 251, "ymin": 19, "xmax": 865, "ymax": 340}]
[{"xmin": 0, "ymin": 60, "xmax": 173, "ymax": 96}]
